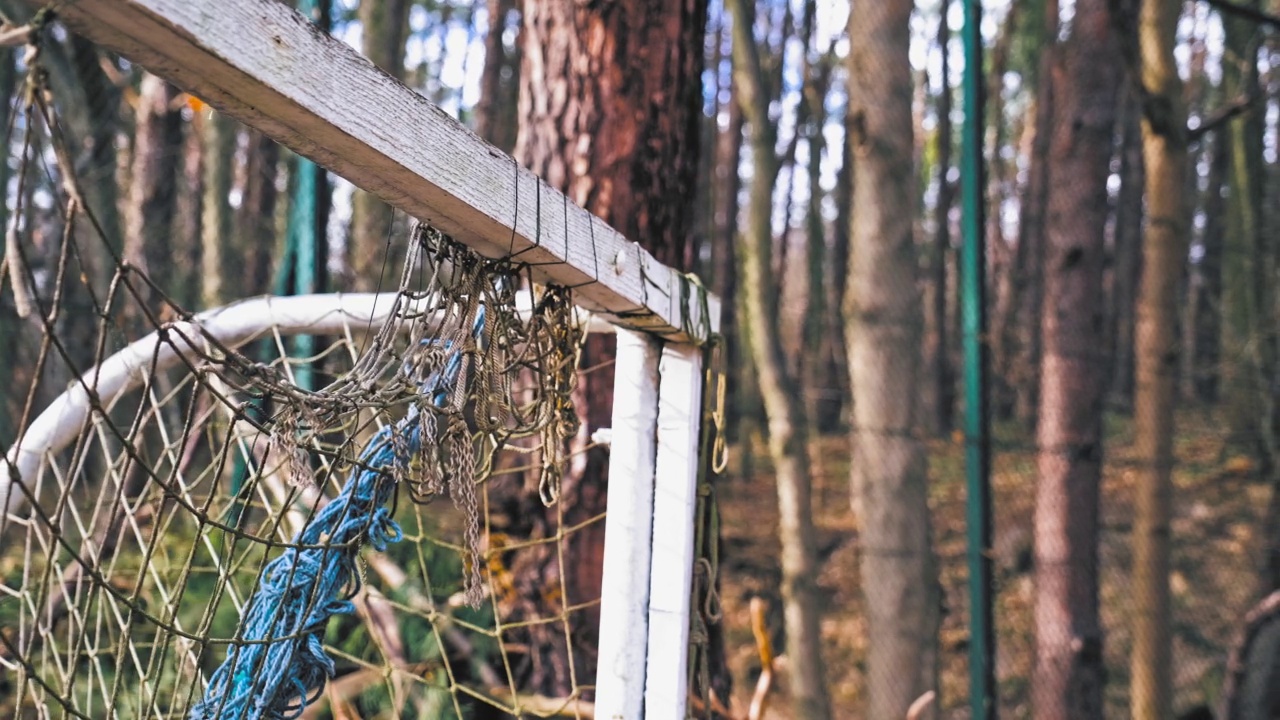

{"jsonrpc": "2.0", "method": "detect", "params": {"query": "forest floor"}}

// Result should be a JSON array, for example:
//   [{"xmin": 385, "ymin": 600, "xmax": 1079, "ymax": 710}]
[{"xmin": 715, "ymin": 405, "xmax": 1272, "ymax": 719}]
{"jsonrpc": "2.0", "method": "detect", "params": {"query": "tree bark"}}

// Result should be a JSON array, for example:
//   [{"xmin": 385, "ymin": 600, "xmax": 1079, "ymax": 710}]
[
  {"xmin": 514, "ymin": 0, "xmax": 707, "ymax": 696},
  {"xmin": 123, "ymin": 73, "xmax": 183, "ymax": 316},
  {"xmin": 988, "ymin": 4, "xmax": 1022, "ymax": 419},
  {"xmin": 474, "ymin": 0, "xmax": 519, "ymax": 153},
  {"xmin": 1109, "ymin": 85, "xmax": 1144, "ymax": 411},
  {"xmin": 1220, "ymin": 6, "xmax": 1275, "ymax": 473},
  {"xmin": 804, "ymin": 54, "xmax": 840, "ymax": 434},
  {"xmin": 0, "ymin": 47, "xmax": 18, "ymax": 443},
  {"xmin": 1192, "ymin": 127, "xmax": 1229, "ymax": 402},
  {"xmin": 173, "ymin": 107, "xmax": 203, "ymax": 310},
  {"xmin": 1032, "ymin": 1, "xmax": 1121, "ymax": 717},
  {"xmin": 921, "ymin": 0, "xmax": 954, "ymax": 438},
  {"xmin": 68, "ymin": 36, "xmax": 122, "ymax": 251},
  {"xmin": 350, "ymin": 0, "xmax": 410, "ymax": 291},
  {"xmin": 1014, "ymin": 0, "xmax": 1059, "ymax": 425},
  {"xmin": 846, "ymin": 2, "xmax": 939, "ymax": 719},
  {"xmin": 1129, "ymin": 0, "xmax": 1190, "ymax": 717},
  {"xmin": 713, "ymin": 40, "xmax": 745, "ymax": 444},
  {"xmin": 725, "ymin": 0, "xmax": 832, "ymax": 716},
  {"xmin": 777, "ymin": 5, "xmax": 813, "ymax": 384},
  {"xmin": 833, "ymin": 89, "xmax": 853, "ymax": 337},
  {"xmin": 234, "ymin": 131, "xmax": 280, "ymax": 298},
  {"xmin": 200, "ymin": 110, "xmax": 237, "ymax": 308}
]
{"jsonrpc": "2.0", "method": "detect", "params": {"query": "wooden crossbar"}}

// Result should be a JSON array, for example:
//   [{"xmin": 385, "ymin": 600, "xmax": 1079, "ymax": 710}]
[{"xmin": 32, "ymin": 0, "xmax": 718, "ymax": 343}]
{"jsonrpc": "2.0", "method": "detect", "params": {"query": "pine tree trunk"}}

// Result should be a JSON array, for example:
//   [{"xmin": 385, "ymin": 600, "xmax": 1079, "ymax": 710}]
[
  {"xmin": 1032, "ymin": 0, "xmax": 1121, "ymax": 716},
  {"xmin": 724, "ymin": 0, "xmax": 833, "ymax": 715},
  {"xmin": 514, "ymin": 0, "xmax": 707, "ymax": 695},
  {"xmin": 235, "ymin": 131, "xmax": 279, "ymax": 297},
  {"xmin": 1220, "ymin": 6, "xmax": 1275, "ymax": 472},
  {"xmin": 714, "ymin": 72, "xmax": 747, "ymax": 446},
  {"xmin": 804, "ymin": 57, "xmax": 840, "ymax": 434},
  {"xmin": 1014, "ymin": 0, "xmax": 1059, "ymax": 425},
  {"xmin": 173, "ymin": 109, "xmax": 203, "ymax": 310},
  {"xmin": 988, "ymin": 4, "xmax": 1021, "ymax": 420},
  {"xmin": 983, "ymin": 5, "xmax": 1024, "ymax": 417},
  {"xmin": 68, "ymin": 36, "xmax": 122, "ymax": 251},
  {"xmin": 474, "ymin": 0, "xmax": 519, "ymax": 153},
  {"xmin": 350, "ymin": 0, "xmax": 410, "ymax": 291},
  {"xmin": 833, "ymin": 100, "xmax": 853, "ymax": 333},
  {"xmin": 200, "ymin": 111, "xmax": 237, "ymax": 308},
  {"xmin": 1193, "ymin": 129, "xmax": 1228, "ymax": 402},
  {"xmin": 1129, "ymin": 1, "xmax": 1189, "ymax": 716},
  {"xmin": 1109, "ymin": 86, "xmax": 1145, "ymax": 410},
  {"xmin": 0, "ymin": 47, "xmax": 18, "ymax": 442},
  {"xmin": 921, "ymin": 0, "xmax": 954, "ymax": 438},
  {"xmin": 123, "ymin": 73, "xmax": 183, "ymax": 316},
  {"xmin": 846, "ymin": 2, "xmax": 939, "ymax": 718}
]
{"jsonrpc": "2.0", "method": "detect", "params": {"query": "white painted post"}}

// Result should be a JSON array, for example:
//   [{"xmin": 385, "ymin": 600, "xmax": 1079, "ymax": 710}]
[
  {"xmin": 595, "ymin": 330, "xmax": 663, "ymax": 719},
  {"xmin": 645, "ymin": 342, "xmax": 705, "ymax": 719}
]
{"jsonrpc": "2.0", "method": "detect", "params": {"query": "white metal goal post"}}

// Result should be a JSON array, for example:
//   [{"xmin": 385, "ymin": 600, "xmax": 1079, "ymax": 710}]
[{"xmin": 10, "ymin": 0, "xmax": 721, "ymax": 718}]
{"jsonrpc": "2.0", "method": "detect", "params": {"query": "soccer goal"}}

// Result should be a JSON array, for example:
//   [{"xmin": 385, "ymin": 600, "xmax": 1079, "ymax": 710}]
[{"xmin": 0, "ymin": 1, "xmax": 721, "ymax": 718}]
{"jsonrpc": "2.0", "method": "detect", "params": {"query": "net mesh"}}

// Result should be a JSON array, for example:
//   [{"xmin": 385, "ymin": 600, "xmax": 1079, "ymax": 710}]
[{"xmin": 0, "ymin": 28, "xmax": 612, "ymax": 719}]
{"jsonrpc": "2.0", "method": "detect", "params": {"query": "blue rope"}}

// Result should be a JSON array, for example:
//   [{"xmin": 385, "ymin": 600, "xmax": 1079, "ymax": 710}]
[{"xmin": 189, "ymin": 308, "xmax": 486, "ymax": 720}]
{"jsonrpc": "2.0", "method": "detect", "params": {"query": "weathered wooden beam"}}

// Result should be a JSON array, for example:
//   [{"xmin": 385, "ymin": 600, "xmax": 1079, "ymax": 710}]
[{"xmin": 33, "ymin": 0, "xmax": 718, "ymax": 343}]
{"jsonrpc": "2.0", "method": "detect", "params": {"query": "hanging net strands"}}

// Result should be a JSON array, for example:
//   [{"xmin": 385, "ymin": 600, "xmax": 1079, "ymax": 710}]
[
  {"xmin": 0, "ymin": 27, "xmax": 615, "ymax": 718},
  {"xmin": 188, "ymin": 292, "xmax": 488, "ymax": 720}
]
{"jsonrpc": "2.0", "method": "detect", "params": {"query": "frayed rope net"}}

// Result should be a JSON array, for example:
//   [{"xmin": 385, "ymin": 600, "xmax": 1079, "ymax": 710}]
[
  {"xmin": 184, "ymin": 226, "xmax": 584, "ymax": 719},
  {"xmin": 1, "ymin": 23, "xmax": 597, "ymax": 719}
]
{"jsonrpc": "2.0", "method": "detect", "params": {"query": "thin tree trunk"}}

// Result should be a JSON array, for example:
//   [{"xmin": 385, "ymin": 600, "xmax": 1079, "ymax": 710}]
[
  {"xmin": 235, "ymin": 131, "xmax": 280, "ymax": 297},
  {"xmin": 62, "ymin": 35, "xmax": 119, "ymax": 375},
  {"xmin": 1015, "ymin": 0, "xmax": 1060, "ymax": 425},
  {"xmin": 725, "ymin": 0, "xmax": 832, "ymax": 716},
  {"xmin": 829, "ymin": 64, "xmax": 854, "ymax": 429},
  {"xmin": 1129, "ymin": 0, "xmax": 1190, "ymax": 716},
  {"xmin": 123, "ymin": 73, "xmax": 183, "ymax": 316},
  {"xmin": 804, "ymin": 57, "xmax": 839, "ymax": 434},
  {"xmin": 1179, "ymin": 19, "xmax": 1211, "ymax": 402},
  {"xmin": 0, "ymin": 47, "xmax": 18, "ymax": 442},
  {"xmin": 714, "ymin": 42, "xmax": 746, "ymax": 445},
  {"xmin": 515, "ymin": 0, "xmax": 707, "ymax": 695},
  {"xmin": 173, "ymin": 106, "xmax": 203, "ymax": 310},
  {"xmin": 922, "ymin": 0, "xmax": 954, "ymax": 438},
  {"xmin": 1220, "ymin": 8, "xmax": 1276, "ymax": 476},
  {"xmin": 1032, "ymin": 0, "xmax": 1122, "ymax": 717},
  {"xmin": 1193, "ymin": 129, "xmax": 1228, "ymax": 402},
  {"xmin": 351, "ymin": 0, "xmax": 410, "ymax": 291},
  {"xmin": 988, "ymin": 4, "xmax": 1021, "ymax": 420},
  {"xmin": 846, "ymin": 1, "xmax": 939, "ymax": 718},
  {"xmin": 200, "ymin": 110, "xmax": 237, "ymax": 307},
  {"xmin": 1110, "ymin": 85, "xmax": 1145, "ymax": 409},
  {"xmin": 68, "ymin": 36, "xmax": 121, "ymax": 250},
  {"xmin": 474, "ymin": 0, "xmax": 519, "ymax": 153}
]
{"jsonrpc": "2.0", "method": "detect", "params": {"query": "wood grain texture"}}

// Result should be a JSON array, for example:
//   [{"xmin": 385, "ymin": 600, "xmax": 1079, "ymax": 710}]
[{"xmin": 32, "ymin": 0, "xmax": 717, "ymax": 342}]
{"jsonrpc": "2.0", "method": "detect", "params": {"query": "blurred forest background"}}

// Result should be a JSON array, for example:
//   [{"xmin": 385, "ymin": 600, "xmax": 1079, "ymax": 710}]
[{"xmin": 1, "ymin": 0, "xmax": 1279, "ymax": 718}]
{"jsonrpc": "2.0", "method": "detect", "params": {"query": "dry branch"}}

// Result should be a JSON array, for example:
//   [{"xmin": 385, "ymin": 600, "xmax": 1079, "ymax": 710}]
[
  {"xmin": 906, "ymin": 691, "xmax": 937, "ymax": 720},
  {"xmin": 1199, "ymin": 0, "xmax": 1280, "ymax": 29},
  {"xmin": 748, "ymin": 597, "xmax": 776, "ymax": 720},
  {"xmin": 1189, "ymin": 94, "xmax": 1258, "ymax": 141},
  {"xmin": 1217, "ymin": 591, "xmax": 1280, "ymax": 720}
]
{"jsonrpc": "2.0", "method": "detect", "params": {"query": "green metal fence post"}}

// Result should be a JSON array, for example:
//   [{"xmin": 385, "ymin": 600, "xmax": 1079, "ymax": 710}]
[{"xmin": 961, "ymin": 0, "xmax": 996, "ymax": 717}]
